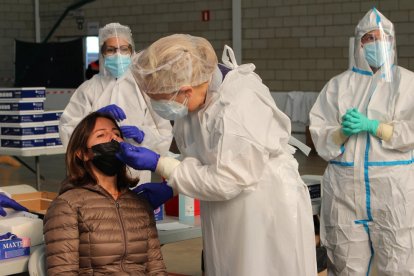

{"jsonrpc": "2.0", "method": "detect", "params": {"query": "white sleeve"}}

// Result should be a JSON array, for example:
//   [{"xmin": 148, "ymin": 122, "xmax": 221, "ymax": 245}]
[
  {"xmin": 309, "ymin": 81, "xmax": 344, "ymax": 161},
  {"xmin": 169, "ymin": 94, "xmax": 286, "ymax": 201},
  {"xmin": 59, "ymin": 80, "xmax": 94, "ymax": 148},
  {"xmin": 139, "ymin": 115, "xmax": 173, "ymax": 156},
  {"xmin": 382, "ymin": 120, "xmax": 414, "ymax": 152}
]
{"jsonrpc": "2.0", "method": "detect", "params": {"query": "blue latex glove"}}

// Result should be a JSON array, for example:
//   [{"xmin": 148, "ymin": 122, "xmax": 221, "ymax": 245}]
[
  {"xmin": 341, "ymin": 108, "xmax": 379, "ymax": 136},
  {"xmin": 97, "ymin": 104, "xmax": 126, "ymax": 122},
  {"xmin": 116, "ymin": 142, "xmax": 160, "ymax": 171},
  {"xmin": 132, "ymin": 181, "xmax": 174, "ymax": 209},
  {"xmin": 0, "ymin": 232, "xmax": 16, "ymax": 241},
  {"xmin": 0, "ymin": 194, "xmax": 28, "ymax": 217},
  {"xmin": 120, "ymin": 125, "xmax": 145, "ymax": 144}
]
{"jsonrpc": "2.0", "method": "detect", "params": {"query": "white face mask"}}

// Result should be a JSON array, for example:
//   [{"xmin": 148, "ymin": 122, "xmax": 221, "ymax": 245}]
[{"xmin": 150, "ymin": 93, "xmax": 189, "ymax": 121}]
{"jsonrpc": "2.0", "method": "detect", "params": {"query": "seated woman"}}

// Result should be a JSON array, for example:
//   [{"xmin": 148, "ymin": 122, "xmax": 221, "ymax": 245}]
[{"xmin": 43, "ymin": 112, "xmax": 167, "ymax": 275}]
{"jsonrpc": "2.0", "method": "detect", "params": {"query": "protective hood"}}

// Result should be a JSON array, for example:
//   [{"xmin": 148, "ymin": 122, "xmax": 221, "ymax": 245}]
[
  {"xmin": 353, "ymin": 8, "xmax": 397, "ymax": 77},
  {"xmin": 98, "ymin": 23, "xmax": 135, "ymax": 78}
]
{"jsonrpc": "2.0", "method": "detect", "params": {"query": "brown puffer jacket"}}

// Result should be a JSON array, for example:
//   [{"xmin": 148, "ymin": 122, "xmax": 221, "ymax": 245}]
[{"xmin": 43, "ymin": 181, "xmax": 167, "ymax": 275}]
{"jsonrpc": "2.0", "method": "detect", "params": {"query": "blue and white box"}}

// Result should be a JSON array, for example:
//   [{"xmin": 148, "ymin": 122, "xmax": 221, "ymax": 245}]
[
  {"xmin": 0, "ymin": 135, "xmax": 45, "ymax": 148},
  {"xmin": 0, "ymin": 87, "xmax": 46, "ymax": 100},
  {"xmin": 0, "ymin": 234, "xmax": 30, "ymax": 260},
  {"xmin": 0, "ymin": 122, "xmax": 46, "ymax": 136},
  {"xmin": 43, "ymin": 110, "xmax": 63, "ymax": 121},
  {"xmin": 44, "ymin": 133, "xmax": 62, "ymax": 147},
  {"xmin": 45, "ymin": 124, "xmax": 59, "ymax": 134},
  {"xmin": 0, "ymin": 100, "xmax": 44, "ymax": 113},
  {"xmin": 0, "ymin": 113, "xmax": 44, "ymax": 123}
]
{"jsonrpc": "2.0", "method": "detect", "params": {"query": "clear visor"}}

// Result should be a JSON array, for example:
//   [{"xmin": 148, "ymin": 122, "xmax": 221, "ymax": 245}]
[{"xmin": 361, "ymin": 27, "xmax": 395, "ymax": 82}]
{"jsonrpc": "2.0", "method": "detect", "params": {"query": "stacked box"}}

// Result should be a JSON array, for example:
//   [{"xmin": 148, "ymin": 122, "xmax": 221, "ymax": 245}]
[
  {"xmin": 0, "ymin": 88, "xmax": 64, "ymax": 149},
  {"xmin": 43, "ymin": 110, "xmax": 63, "ymax": 147}
]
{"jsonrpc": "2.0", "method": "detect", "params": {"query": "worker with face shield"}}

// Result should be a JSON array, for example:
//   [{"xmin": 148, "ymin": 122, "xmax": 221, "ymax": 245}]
[
  {"xmin": 309, "ymin": 8, "xmax": 414, "ymax": 275},
  {"xmin": 117, "ymin": 34, "xmax": 317, "ymax": 276},
  {"xmin": 59, "ymin": 23, "xmax": 173, "ymax": 185}
]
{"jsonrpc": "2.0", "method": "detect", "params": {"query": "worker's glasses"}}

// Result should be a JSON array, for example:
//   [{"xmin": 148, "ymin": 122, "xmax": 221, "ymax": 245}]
[
  {"xmin": 103, "ymin": 45, "xmax": 132, "ymax": 56},
  {"xmin": 361, "ymin": 33, "xmax": 393, "ymax": 45}
]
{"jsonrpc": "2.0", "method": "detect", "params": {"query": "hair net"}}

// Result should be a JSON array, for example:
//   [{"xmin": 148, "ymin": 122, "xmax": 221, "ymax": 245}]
[
  {"xmin": 99, "ymin": 23, "xmax": 135, "ymax": 52},
  {"xmin": 131, "ymin": 34, "xmax": 218, "ymax": 95}
]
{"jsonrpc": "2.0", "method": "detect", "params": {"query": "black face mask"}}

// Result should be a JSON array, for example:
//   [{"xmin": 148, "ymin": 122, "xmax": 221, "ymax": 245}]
[{"xmin": 90, "ymin": 140, "xmax": 124, "ymax": 176}]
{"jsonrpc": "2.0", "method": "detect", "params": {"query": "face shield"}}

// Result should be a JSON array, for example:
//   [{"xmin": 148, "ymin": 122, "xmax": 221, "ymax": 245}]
[
  {"xmin": 98, "ymin": 23, "xmax": 135, "ymax": 78},
  {"xmin": 353, "ymin": 8, "xmax": 400, "ymax": 119},
  {"xmin": 354, "ymin": 8, "xmax": 397, "ymax": 82}
]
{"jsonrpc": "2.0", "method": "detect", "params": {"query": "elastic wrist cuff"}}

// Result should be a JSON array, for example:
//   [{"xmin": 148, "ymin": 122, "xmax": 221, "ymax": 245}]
[
  {"xmin": 377, "ymin": 123, "xmax": 394, "ymax": 142},
  {"xmin": 155, "ymin": 156, "xmax": 181, "ymax": 179},
  {"xmin": 332, "ymin": 129, "xmax": 348, "ymax": 146}
]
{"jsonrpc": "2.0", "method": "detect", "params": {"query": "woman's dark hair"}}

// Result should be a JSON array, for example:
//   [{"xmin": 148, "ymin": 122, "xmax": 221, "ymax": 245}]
[{"xmin": 64, "ymin": 112, "xmax": 138, "ymax": 190}]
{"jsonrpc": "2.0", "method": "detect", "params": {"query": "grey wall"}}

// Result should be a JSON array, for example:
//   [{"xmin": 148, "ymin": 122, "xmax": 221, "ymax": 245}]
[{"xmin": 1, "ymin": 0, "xmax": 414, "ymax": 93}]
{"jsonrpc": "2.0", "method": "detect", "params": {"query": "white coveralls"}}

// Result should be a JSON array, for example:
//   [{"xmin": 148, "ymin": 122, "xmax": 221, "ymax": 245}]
[
  {"xmin": 168, "ymin": 56, "xmax": 317, "ymax": 275},
  {"xmin": 59, "ymin": 69, "xmax": 173, "ymax": 183},
  {"xmin": 310, "ymin": 8, "xmax": 414, "ymax": 276}
]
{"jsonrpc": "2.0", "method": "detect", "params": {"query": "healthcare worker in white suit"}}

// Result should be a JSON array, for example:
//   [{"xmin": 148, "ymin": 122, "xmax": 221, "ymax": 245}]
[
  {"xmin": 310, "ymin": 8, "xmax": 414, "ymax": 275},
  {"xmin": 116, "ymin": 34, "xmax": 317, "ymax": 276},
  {"xmin": 59, "ymin": 23, "xmax": 173, "ymax": 183}
]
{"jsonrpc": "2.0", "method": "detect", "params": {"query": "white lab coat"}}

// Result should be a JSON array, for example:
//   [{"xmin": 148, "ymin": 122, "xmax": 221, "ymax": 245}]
[
  {"xmin": 59, "ymin": 69, "xmax": 173, "ymax": 183},
  {"xmin": 309, "ymin": 8, "xmax": 414, "ymax": 275},
  {"xmin": 169, "ymin": 62, "xmax": 317, "ymax": 275}
]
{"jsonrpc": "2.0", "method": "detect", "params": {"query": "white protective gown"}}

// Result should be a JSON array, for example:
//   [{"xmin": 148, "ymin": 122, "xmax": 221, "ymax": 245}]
[
  {"xmin": 168, "ymin": 57, "xmax": 317, "ymax": 275},
  {"xmin": 59, "ymin": 69, "xmax": 173, "ymax": 183},
  {"xmin": 310, "ymin": 8, "xmax": 414, "ymax": 276}
]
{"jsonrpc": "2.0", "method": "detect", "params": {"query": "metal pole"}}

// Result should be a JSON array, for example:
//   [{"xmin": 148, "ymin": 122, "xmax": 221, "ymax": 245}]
[{"xmin": 232, "ymin": 0, "xmax": 242, "ymax": 63}]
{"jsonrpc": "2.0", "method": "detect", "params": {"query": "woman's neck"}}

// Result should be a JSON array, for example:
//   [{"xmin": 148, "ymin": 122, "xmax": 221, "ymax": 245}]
[{"xmin": 94, "ymin": 169, "xmax": 119, "ymax": 199}]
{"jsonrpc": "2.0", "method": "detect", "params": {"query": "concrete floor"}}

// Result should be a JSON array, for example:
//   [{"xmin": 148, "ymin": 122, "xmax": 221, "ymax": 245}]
[{"xmin": 0, "ymin": 150, "xmax": 328, "ymax": 275}]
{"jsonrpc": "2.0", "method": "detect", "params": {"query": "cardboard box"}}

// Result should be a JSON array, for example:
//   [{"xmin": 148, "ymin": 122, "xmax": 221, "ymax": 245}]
[
  {"xmin": 12, "ymin": 192, "xmax": 57, "ymax": 215},
  {"xmin": 0, "ymin": 235, "xmax": 30, "ymax": 260}
]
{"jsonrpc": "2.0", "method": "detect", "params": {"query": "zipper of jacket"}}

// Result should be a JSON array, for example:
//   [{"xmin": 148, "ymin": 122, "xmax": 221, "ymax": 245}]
[{"xmin": 114, "ymin": 199, "xmax": 128, "ymax": 272}]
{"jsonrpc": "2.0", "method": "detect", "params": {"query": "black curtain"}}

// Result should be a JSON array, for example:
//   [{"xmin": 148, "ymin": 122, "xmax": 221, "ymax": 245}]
[{"xmin": 14, "ymin": 38, "xmax": 84, "ymax": 88}]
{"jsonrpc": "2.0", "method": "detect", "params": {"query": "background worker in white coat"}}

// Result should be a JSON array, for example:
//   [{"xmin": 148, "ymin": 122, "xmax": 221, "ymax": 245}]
[
  {"xmin": 59, "ymin": 23, "xmax": 173, "ymax": 183},
  {"xmin": 309, "ymin": 8, "xmax": 414, "ymax": 275},
  {"xmin": 117, "ymin": 34, "xmax": 317, "ymax": 276}
]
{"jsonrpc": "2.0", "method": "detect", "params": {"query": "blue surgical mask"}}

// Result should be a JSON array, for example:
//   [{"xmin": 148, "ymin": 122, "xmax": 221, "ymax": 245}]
[
  {"xmin": 363, "ymin": 41, "xmax": 392, "ymax": 68},
  {"xmin": 150, "ymin": 95, "xmax": 189, "ymax": 121},
  {"xmin": 104, "ymin": 54, "xmax": 131, "ymax": 78}
]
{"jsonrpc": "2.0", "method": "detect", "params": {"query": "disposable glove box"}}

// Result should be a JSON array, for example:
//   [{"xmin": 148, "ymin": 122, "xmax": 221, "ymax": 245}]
[
  {"xmin": 0, "ymin": 216, "xmax": 43, "ymax": 246},
  {"xmin": 0, "ymin": 234, "xmax": 30, "ymax": 260}
]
